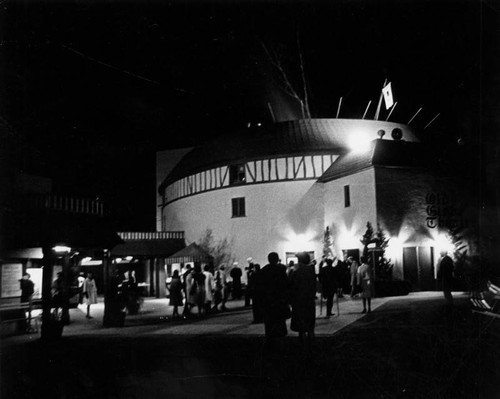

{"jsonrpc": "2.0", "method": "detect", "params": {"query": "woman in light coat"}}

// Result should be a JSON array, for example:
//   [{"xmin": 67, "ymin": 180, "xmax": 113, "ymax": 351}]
[
  {"xmin": 83, "ymin": 272, "xmax": 98, "ymax": 319},
  {"xmin": 357, "ymin": 256, "xmax": 374, "ymax": 313},
  {"xmin": 203, "ymin": 265, "xmax": 214, "ymax": 313}
]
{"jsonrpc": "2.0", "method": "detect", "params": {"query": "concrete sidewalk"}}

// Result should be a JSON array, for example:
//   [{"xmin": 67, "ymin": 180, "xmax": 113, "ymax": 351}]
[{"xmin": 4, "ymin": 292, "xmax": 447, "ymax": 343}]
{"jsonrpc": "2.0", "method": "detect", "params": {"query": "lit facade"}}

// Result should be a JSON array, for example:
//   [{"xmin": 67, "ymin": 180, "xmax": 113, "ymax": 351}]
[{"xmin": 157, "ymin": 118, "xmax": 450, "ymax": 290}]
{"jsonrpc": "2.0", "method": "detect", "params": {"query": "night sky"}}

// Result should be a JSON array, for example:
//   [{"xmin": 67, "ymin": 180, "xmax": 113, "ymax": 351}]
[{"xmin": 1, "ymin": 0, "xmax": 498, "ymax": 231}]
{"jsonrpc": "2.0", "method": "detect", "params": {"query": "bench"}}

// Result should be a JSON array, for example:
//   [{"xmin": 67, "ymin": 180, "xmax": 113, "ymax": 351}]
[{"xmin": 0, "ymin": 303, "xmax": 40, "ymax": 336}]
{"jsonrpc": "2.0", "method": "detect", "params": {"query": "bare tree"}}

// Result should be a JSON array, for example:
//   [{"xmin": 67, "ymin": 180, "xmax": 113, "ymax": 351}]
[
  {"xmin": 198, "ymin": 229, "xmax": 234, "ymax": 267},
  {"xmin": 261, "ymin": 30, "xmax": 312, "ymax": 119}
]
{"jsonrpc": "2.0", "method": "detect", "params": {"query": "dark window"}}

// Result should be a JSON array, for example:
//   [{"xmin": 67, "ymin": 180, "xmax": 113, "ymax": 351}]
[
  {"xmin": 229, "ymin": 164, "xmax": 246, "ymax": 185},
  {"xmin": 344, "ymin": 185, "xmax": 350, "ymax": 207},
  {"xmin": 232, "ymin": 197, "xmax": 246, "ymax": 217}
]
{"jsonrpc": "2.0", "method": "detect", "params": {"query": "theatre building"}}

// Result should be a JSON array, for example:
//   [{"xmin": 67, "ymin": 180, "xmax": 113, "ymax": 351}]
[{"xmin": 157, "ymin": 118, "xmax": 459, "ymax": 291}]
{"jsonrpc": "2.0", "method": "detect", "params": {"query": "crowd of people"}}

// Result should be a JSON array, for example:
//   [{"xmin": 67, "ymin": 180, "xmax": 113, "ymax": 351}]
[{"xmin": 166, "ymin": 252, "xmax": 375, "ymax": 346}]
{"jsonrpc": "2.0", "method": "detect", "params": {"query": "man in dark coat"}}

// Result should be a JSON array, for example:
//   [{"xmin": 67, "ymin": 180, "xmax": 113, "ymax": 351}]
[
  {"xmin": 257, "ymin": 252, "xmax": 289, "ymax": 342},
  {"xmin": 290, "ymin": 252, "xmax": 317, "ymax": 343},
  {"xmin": 19, "ymin": 273, "xmax": 35, "ymax": 330},
  {"xmin": 230, "ymin": 264, "xmax": 243, "ymax": 299},
  {"xmin": 437, "ymin": 250, "xmax": 454, "ymax": 305},
  {"xmin": 318, "ymin": 258, "xmax": 338, "ymax": 317}
]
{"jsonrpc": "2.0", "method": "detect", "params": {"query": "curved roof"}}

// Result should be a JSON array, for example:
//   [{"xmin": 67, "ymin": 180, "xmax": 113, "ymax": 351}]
[
  {"xmin": 318, "ymin": 140, "xmax": 430, "ymax": 182},
  {"xmin": 159, "ymin": 118, "xmax": 420, "ymax": 191}
]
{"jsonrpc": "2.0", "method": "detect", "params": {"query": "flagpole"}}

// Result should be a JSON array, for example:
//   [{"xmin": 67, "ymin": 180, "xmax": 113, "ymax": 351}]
[
  {"xmin": 362, "ymin": 100, "xmax": 372, "ymax": 119},
  {"xmin": 336, "ymin": 97, "xmax": 343, "ymax": 118},
  {"xmin": 385, "ymin": 101, "xmax": 397, "ymax": 121},
  {"xmin": 374, "ymin": 79, "xmax": 387, "ymax": 120},
  {"xmin": 407, "ymin": 107, "xmax": 423, "ymax": 125},
  {"xmin": 267, "ymin": 102, "xmax": 276, "ymax": 123},
  {"xmin": 424, "ymin": 113, "xmax": 440, "ymax": 129}
]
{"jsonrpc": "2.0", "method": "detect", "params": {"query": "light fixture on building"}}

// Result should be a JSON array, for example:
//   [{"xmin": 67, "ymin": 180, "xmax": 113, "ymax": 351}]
[
  {"xmin": 125, "ymin": 256, "xmax": 133, "ymax": 262},
  {"xmin": 348, "ymin": 129, "xmax": 372, "ymax": 154},
  {"xmin": 434, "ymin": 233, "xmax": 454, "ymax": 255},
  {"xmin": 53, "ymin": 245, "xmax": 71, "ymax": 254}
]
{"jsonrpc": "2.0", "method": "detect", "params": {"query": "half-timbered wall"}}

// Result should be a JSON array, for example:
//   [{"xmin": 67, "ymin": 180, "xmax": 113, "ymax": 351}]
[{"xmin": 163, "ymin": 154, "xmax": 337, "ymax": 205}]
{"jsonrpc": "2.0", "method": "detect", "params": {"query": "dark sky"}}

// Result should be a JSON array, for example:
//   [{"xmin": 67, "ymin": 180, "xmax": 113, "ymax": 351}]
[{"xmin": 1, "ymin": 0, "xmax": 498, "ymax": 230}]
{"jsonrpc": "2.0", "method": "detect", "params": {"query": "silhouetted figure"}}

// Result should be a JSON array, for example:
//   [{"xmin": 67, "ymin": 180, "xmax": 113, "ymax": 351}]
[
  {"xmin": 182, "ymin": 264, "xmax": 193, "ymax": 317},
  {"xmin": 290, "ymin": 252, "xmax": 316, "ymax": 345},
  {"xmin": 230, "ymin": 264, "xmax": 242, "ymax": 299},
  {"xmin": 250, "ymin": 264, "xmax": 264, "ymax": 323},
  {"xmin": 190, "ymin": 263, "xmax": 206, "ymax": 317},
  {"xmin": 336, "ymin": 258, "xmax": 349, "ymax": 298},
  {"xmin": 258, "ymin": 252, "xmax": 289, "ymax": 343},
  {"xmin": 357, "ymin": 256, "xmax": 374, "ymax": 313},
  {"xmin": 212, "ymin": 265, "xmax": 224, "ymax": 311},
  {"xmin": 169, "ymin": 270, "xmax": 183, "ymax": 319},
  {"xmin": 51, "ymin": 272, "xmax": 64, "ymax": 318},
  {"xmin": 20, "ymin": 273, "xmax": 34, "ymax": 304},
  {"xmin": 245, "ymin": 258, "xmax": 254, "ymax": 307},
  {"xmin": 77, "ymin": 272, "xmax": 85, "ymax": 304},
  {"xmin": 437, "ymin": 250, "xmax": 454, "ymax": 305},
  {"xmin": 319, "ymin": 258, "xmax": 338, "ymax": 317},
  {"xmin": 20, "ymin": 273, "xmax": 34, "ymax": 330}
]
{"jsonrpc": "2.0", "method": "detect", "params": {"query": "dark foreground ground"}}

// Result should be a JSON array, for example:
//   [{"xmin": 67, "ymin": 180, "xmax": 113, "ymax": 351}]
[{"xmin": 1, "ymin": 296, "xmax": 499, "ymax": 399}]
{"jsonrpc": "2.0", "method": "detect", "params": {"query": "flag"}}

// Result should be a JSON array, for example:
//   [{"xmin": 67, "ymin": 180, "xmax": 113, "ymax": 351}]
[{"xmin": 382, "ymin": 82, "xmax": 394, "ymax": 109}]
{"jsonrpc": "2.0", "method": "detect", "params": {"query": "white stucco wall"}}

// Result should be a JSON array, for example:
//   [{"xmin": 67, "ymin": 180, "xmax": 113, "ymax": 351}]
[
  {"xmin": 323, "ymin": 168, "xmax": 377, "ymax": 257},
  {"xmin": 162, "ymin": 180, "xmax": 325, "ymax": 266}
]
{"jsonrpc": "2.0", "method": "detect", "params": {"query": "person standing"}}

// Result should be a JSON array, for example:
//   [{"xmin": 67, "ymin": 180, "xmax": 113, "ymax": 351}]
[
  {"xmin": 51, "ymin": 272, "xmax": 64, "ymax": 317},
  {"xmin": 230, "ymin": 263, "xmax": 242, "ymax": 300},
  {"xmin": 82, "ymin": 272, "xmax": 98, "ymax": 319},
  {"xmin": 257, "ymin": 252, "xmax": 289, "ymax": 344},
  {"xmin": 249, "ymin": 264, "xmax": 264, "ymax": 323},
  {"xmin": 318, "ymin": 258, "xmax": 338, "ymax": 317},
  {"xmin": 220, "ymin": 265, "xmax": 231, "ymax": 310},
  {"xmin": 437, "ymin": 250, "xmax": 454, "ymax": 305},
  {"xmin": 348, "ymin": 256, "xmax": 360, "ymax": 297},
  {"xmin": 190, "ymin": 263, "xmax": 206, "ymax": 317},
  {"xmin": 203, "ymin": 265, "xmax": 214, "ymax": 314},
  {"xmin": 20, "ymin": 273, "xmax": 35, "ymax": 329},
  {"xmin": 77, "ymin": 272, "xmax": 85, "ymax": 304},
  {"xmin": 182, "ymin": 264, "xmax": 193, "ymax": 318},
  {"xmin": 290, "ymin": 252, "xmax": 317, "ymax": 344},
  {"xmin": 168, "ymin": 270, "xmax": 183, "ymax": 320},
  {"xmin": 245, "ymin": 258, "xmax": 254, "ymax": 307},
  {"xmin": 357, "ymin": 256, "xmax": 374, "ymax": 313},
  {"xmin": 212, "ymin": 265, "xmax": 224, "ymax": 311}
]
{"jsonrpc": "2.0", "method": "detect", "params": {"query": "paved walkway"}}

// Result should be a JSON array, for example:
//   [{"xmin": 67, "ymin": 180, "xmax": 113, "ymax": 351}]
[{"xmin": 4, "ymin": 292, "xmax": 447, "ymax": 343}]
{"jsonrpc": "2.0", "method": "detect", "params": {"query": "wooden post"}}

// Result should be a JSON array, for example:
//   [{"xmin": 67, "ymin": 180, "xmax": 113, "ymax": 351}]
[
  {"xmin": 60, "ymin": 253, "xmax": 71, "ymax": 325},
  {"xmin": 102, "ymin": 249, "xmax": 112, "ymax": 327},
  {"xmin": 41, "ymin": 246, "xmax": 57, "ymax": 340}
]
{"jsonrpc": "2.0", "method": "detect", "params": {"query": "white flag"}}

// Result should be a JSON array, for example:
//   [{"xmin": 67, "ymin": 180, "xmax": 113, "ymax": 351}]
[{"xmin": 382, "ymin": 82, "xmax": 394, "ymax": 109}]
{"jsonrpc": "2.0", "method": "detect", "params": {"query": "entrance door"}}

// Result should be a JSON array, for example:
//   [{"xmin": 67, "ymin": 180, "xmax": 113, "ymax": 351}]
[
  {"xmin": 403, "ymin": 246, "xmax": 436, "ymax": 291},
  {"xmin": 403, "ymin": 247, "xmax": 419, "ymax": 290}
]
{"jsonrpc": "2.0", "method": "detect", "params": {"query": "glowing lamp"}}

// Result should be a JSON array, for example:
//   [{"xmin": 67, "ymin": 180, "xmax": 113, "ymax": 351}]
[
  {"xmin": 348, "ymin": 129, "xmax": 373, "ymax": 154},
  {"xmin": 435, "ymin": 233, "xmax": 454, "ymax": 255},
  {"xmin": 53, "ymin": 245, "xmax": 71, "ymax": 254}
]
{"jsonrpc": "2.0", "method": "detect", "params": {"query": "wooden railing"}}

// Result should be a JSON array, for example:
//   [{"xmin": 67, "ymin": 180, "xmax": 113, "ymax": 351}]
[
  {"xmin": 117, "ymin": 231, "xmax": 185, "ymax": 240},
  {"xmin": 23, "ymin": 194, "xmax": 104, "ymax": 216}
]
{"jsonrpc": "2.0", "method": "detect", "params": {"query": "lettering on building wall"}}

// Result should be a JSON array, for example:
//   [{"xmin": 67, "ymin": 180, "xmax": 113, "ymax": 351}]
[{"xmin": 425, "ymin": 193, "xmax": 465, "ymax": 229}]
